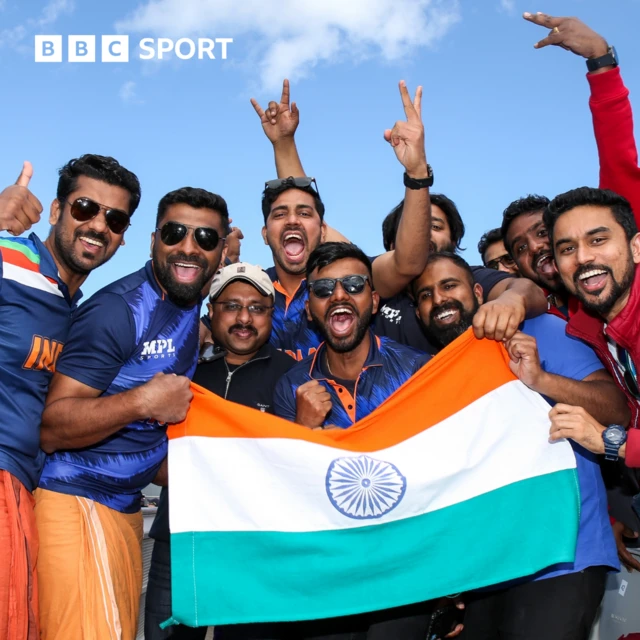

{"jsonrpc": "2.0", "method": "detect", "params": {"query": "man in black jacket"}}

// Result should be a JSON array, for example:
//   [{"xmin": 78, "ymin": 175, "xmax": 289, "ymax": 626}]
[{"xmin": 145, "ymin": 262, "xmax": 294, "ymax": 639}]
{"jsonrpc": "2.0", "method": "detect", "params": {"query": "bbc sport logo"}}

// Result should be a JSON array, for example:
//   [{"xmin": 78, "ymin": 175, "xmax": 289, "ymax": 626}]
[{"xmin": 34, "ymin": 35, "xmax": 233, "ymax": 63}]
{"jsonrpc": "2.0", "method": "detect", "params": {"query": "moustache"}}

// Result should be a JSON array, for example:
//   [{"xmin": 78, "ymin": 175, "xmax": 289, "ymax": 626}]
[
  {"xmin": 573, "ymin": 263, "xmax": 612, "ymax": 286},
  {"xmin": 430, "ymin": 300, "xmax": 465, "ymax": 322},
  {"xmin": 75, "ymin": 229, "xmax": 108, "ymax": 246},
  {"xmin": 228, "ymin": 324, "xmax": 258, "ymax": 336},
  {"xmin": 167, "ymin": 252, "xmax": 208, "ymax": 270}
]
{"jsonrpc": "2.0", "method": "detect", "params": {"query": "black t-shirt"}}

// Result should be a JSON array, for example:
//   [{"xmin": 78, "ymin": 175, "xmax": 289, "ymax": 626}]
[
  {"xmin": 149, "ymin": 343, "xmax": 295, "ymax": 542},
  {"xmin": 373, "ymin": 266, "xmax": 513, "ymax": 354}
]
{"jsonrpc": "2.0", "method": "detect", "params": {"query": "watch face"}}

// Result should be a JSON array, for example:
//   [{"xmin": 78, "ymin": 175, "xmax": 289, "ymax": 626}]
[{"xmin": 604, "ymin": 425, "xmax": 626, "ymax": 445}]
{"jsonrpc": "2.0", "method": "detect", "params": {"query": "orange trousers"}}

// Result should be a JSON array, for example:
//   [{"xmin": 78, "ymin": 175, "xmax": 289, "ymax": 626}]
[
  {"xmin": 35, "ymin": 488, "xmax": 143, "ymax": 640},
  {"xmin": 0, "ymin": 470, "xmax": 39, "ymax": 640}
]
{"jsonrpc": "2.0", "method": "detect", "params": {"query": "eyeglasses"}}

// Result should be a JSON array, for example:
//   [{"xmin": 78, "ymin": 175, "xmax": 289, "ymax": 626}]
[
  {"xmin": 65, "ymin": 197, "xmax": 131, "ymax": 235},
  {"xmin": 485, "ymin": 254, "xmax": 516, "ymax": 271},
  {"xmin": 308, "ymin": 275, "xmax": 370, "ymax": 298},
  {"xmin": 617, "ymin": 345, "xmax": 640, "ymax": 400},
  {"xmin": 157, "ymin": 221, "xmax": 226, "ymax": 252},
  {"xmin": 210, "ymin": 301, "xmax": 274, "ymax": 316},
  {"xmin": 264, "ymin": 176, "xmax": 320, "ymax": 198}
]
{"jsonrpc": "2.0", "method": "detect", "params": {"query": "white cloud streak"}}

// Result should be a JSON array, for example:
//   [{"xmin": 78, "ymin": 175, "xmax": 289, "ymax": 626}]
[
  {"xmin": 119, "ymin": 80, "xmax": 143, "ymax": 104},
  {"xmin": 116, "ymin": 0, "xmax": 461, "ymax": 91},
  {"xmin": 500, "ymin": 0, "xmax": 516, "ymax": 14},
  {"xmin": 0, "ymin": 0, "xmax": 73, "ymax": 49}
]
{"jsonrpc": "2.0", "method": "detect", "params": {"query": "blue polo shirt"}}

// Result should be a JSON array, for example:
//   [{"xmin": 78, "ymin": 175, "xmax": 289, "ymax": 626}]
[
  {"xmin": 38, "ymin": 261, "xmax": 200, "ymax": 513},
  {"xmin": 0, "ymin": 234, "xmax": 81, "ymax": 491},
  {"xmin": 518, "ymin": 314, "xmax": 619, "ymax": 579},
  {"xmin": 273, "ymin": 331, "xmax": 430, "ymax": 427},
  {"xmin": 267, "ymin": 266, "xmax": 321, "ymax": 362}
]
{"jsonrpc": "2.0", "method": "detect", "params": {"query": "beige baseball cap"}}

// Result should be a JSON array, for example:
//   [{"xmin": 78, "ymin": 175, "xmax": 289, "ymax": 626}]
[{"xmin": 208, "ymin": 262, "xmax": 275, "ymax": 300}]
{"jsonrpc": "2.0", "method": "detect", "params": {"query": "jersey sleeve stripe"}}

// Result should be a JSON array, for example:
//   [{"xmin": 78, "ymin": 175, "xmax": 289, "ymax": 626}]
[{"xmin": 0, "ymin": 239, "xmax": 40, "ymax": 266}]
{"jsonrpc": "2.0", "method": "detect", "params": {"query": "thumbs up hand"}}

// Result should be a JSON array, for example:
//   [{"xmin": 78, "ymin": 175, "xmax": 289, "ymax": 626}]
[{"xmin": 0, "ymin": 161, "xmax": 43, "ymax": 236}]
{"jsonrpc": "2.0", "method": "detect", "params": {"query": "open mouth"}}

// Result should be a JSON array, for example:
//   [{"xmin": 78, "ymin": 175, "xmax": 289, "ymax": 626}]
[
  {"xmin": 282, "ymin": 231, "xmax": 306, "ymax": 262},
  {"xmin": 433, "ymin": 307, "xmax": 460, "ymax": 326},
  {"xmin": 534, "ymin": 253, "xmax": 557, "ymax": 279},
  {"xmin": 78, "ymin": 235, "xmax": 106, "ymax": 255},
  {"xmin": 577, "ymin": 268, "xmax": 609, "ymax": 294},
  {"xmin": 328, "ymin": 306, "xmax": 356, "ymax": 336},
  {"xmin": 171, "ymin": 261, "xmax": 202, "ymax": 283},
  {"xmin": 230, "ymin": 326, "xmax": 256, "ymax": 340}
]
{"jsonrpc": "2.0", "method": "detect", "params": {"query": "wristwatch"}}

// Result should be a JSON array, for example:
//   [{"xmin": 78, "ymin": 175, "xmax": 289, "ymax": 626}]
[
  {"xmin": 404, "ymin": 166, "xmax": 434, "ymax": 190},
  {"xmin": 586, "ymin": 46, "xmax": 619, "ymax": 73},
  {"xmin": 602, "ymin": 424, "xmax": 627, "ymax": 461}
]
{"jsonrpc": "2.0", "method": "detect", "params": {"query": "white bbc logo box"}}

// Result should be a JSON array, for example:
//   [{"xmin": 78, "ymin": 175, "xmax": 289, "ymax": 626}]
[{"xmin": 35, "ymin": 35, "xmax": 129, "ymax": 62}]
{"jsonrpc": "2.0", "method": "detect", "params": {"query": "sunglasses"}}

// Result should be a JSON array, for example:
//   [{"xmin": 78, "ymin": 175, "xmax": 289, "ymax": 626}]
[
  {"xmin": 308, "ymin": 275, "xmax": 370, "ymax": 298},
  {"xmin": 157, "ymin": 221, "xmax": 226, "ymax": 252},
  {"xmin": 617, "ymin": 345, "xmax": 640, "ymax": 400},
  {"xmin": 66, "ymin": 197, "xmax": 131, "ymax": 235},
  {"xmin": 485, "ymin": 254, "xmax": 516, "ymax": 271},
  {"xmin": 264, "ymin": 176, "xmax": 320, "ymax": 198}
]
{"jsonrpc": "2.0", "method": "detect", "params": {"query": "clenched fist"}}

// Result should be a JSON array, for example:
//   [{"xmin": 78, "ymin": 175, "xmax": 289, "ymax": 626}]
[
  {"xmin": 295, "ymin": 379, "xmax": 332, "ymax": 429},
  {"xmin": 137, "ymin": 372, "xmax": 193, "ymax": 424}
]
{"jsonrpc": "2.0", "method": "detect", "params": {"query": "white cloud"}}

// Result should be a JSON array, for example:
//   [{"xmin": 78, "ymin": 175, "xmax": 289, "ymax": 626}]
[
  {"xmin": 116, "ymin": 0, "xmax": 461, "ymax": 91},
  {"xmin": 119, "ymin": 80, "xmax": 143, "ymax": 104},
  {"xmin": 0, "ymin": 0, "xmax": 73, "ymax": 49},
  {"xmin": 499, "ymin": 0, "xmax": 516, "ymax": 14}
]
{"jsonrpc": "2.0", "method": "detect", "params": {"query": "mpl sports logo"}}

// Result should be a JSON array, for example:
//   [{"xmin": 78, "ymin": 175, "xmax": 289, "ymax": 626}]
[
  {"xmin": 34, "ymin": 35, "xmax": 233, "ymax": 63},
  {"xmin": 140, "ymin": 338, "xmax": 176, "ymax": 360}
]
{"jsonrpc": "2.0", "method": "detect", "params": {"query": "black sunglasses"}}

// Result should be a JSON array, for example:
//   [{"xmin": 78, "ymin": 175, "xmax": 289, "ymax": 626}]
[
  {"xmin": 617, "ymin": 345, "xmax": 640, "ymax": 400},
  {"xmin": 485, "ymin": 254, "xmax": 516, "ymax": 271},
  {"xmin": 65, "ymin": 197, "xmax": 131, "ymax": 235},
  {"xmin": 308, "ymin": 275, "xmax": 370, "ymax": 298},
  {"xmin": 264, "ymin": 176, "xmax": 320, "ymax": 198},
  {"xmin": 157, "ymin": 221, "xmax": 226, "ymax": 252}
]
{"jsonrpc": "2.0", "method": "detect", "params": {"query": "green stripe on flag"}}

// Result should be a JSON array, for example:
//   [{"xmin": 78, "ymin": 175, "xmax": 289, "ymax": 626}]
[
  {"xmin": 169, "ymin": 469, "xmax": 580, "ymax": 627},
  {"xmin": 0, "ymin": 238, "xmax": 40, "ymax": 264}
]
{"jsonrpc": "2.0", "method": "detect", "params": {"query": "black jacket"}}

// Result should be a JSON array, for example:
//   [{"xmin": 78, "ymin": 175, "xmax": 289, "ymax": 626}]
[{"xmin": 149, "ymin": 343, "xmax": 294, "ymax": 542}]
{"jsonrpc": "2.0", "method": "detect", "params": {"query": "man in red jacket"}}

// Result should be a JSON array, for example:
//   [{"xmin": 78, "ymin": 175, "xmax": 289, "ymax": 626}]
[
  {"xmin": 544, "ymin": 187, "xmax": 640, "ymax": 465},
  {"xmin": 502, "ymin": 13, "xmax": 640, "ymax": 321}
]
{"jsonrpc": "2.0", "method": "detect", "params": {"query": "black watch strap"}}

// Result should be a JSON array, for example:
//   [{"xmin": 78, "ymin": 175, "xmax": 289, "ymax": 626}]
[
  {"xmin": 586, "ymin": 46, "xmax": 618, "ymax": 73},
  {"xmin": 403, "ymin": 166, "xmax": 434, "ymax": 190}
]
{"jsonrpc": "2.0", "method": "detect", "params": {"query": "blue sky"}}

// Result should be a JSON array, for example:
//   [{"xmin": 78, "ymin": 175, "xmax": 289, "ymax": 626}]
[{"xmin": 1, "ymin": 0, "xmax": 639, "ymax": 297}]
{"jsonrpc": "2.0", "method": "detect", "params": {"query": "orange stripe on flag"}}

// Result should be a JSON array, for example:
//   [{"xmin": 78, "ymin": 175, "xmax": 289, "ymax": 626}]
[{"xmin": 168, "ymin": 329, "xmax": 517, "ymax": 452}]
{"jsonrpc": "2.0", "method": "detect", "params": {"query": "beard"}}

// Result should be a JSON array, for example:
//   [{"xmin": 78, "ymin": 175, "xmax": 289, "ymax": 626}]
[
  {"xmin": 422, "ymin": 298, "xmax": 479, "ymax": 349},
  {"xmin": 573, "ymin": 257, "xmax": 635, "ymax": 318},
  {"xmin": 310, "ymin": 303, "xmax": 373, "ymax": 354},
  {"xmin": 153, "ymin": 248, "xmax": 215, "ymax": 307},
  {"xmin": 53, "ymin": 224, "xmax": 112, "ymax": 276}
]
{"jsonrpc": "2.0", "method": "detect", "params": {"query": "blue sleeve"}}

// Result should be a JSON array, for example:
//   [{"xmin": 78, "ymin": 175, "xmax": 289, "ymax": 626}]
[
  {"xmin": 56, "ymin": 293, "xmax": 136, "ymax": 391},
  {"xmin": 273, "ymin": 372, "xmax": 299, "ymax": 422},
  {"xmin": 470, "ymin": 266, "xmax": 513, "ymax": 303},
  {"xmin": 414, "ymin": 353, "xmax": 432, "ymax": 373},
  {"xmin": 524, "ymin": 315, "xmax": 604, "ymax": 381}
]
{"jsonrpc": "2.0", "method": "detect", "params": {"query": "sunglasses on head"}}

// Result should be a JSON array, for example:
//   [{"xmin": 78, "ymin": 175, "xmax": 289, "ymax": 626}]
[
  {"xmin": 264, "ymin": 176, "xmax": 320, "ymax": 198},
  {"xmin": 485, "ymin": 254, "xmax": 516, "ymax": 271},
  {"xmin": 157, "ymin": 221, "xmax": 226, "ymax": 252},
  {"xmin": 65, "ymin": 197, "xmax": 131, "ymax": 235},
  {"xmin": 308, "ymin": 275, "xmax": 370, "ymax": 298}
]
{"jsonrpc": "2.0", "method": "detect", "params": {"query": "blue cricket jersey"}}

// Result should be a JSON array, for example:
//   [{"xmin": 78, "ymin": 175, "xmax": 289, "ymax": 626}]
[
  {"xmin": 38, "ymin": 261, "xmax": 199, "ymax": 513},
  {"xmin": 0, "ymin": 234, "xmax": 81, "ymax": 491}
]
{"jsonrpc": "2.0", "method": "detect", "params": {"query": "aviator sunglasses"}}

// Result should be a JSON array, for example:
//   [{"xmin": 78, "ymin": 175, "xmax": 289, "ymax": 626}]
[
  {"xmin": 308, "ymin": 275, "xmax": 370, "ymax": 298},
  {"xmin": 157, "ymin": 221, "xmax": 226, "ymax": 252},
  {"xmin": 65, "ymin": 197, "xmax": 131, "ymax": 234},
  {"xmin": 264, "ymin": 176, "xmax": 320, "ymax": 198}
]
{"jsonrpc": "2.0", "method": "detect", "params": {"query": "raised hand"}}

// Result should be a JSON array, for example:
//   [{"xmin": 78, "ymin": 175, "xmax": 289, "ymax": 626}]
[
  {"xmin": 0, "ymin": 161, "xmax": 43, "ymax": 236},
  {"xmin": 472, "ymin": 290, "xmax": 526, "ymax": 342},
  {"xmin": 505, "ymin": 332, "xmax": 544, "ymax": 390},
  {"xmin": 384, "ymin": 81, "xmax": 428, "ymax": 179},
  {"xmin": 523, "ymin": 12, "xmax": 609, "ymax": 60},
  {"xmin": 250, "ymin": 79, "xmax": 300, "ymax": 144}
]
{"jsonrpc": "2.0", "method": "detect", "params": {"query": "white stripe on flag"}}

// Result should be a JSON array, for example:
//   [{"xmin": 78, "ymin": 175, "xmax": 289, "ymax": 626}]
[{"xmin": 169, "ymin": 380, "xmax": 575, "ymax": 535}]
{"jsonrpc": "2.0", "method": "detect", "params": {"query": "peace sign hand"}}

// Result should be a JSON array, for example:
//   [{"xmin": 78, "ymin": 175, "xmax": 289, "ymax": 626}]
[
  {"xmin": 250, "ymin": 79, "xmax": 300, "ymax": 144},
  {"xmin": 383, "ymin": 81, "xmax": 429, "ymax": 179}
]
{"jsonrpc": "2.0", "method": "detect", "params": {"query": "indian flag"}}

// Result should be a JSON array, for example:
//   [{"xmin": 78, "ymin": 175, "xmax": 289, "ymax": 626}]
[{"xmin": 165, "ymin": 331, "xmax": 580, "ymax": 628}]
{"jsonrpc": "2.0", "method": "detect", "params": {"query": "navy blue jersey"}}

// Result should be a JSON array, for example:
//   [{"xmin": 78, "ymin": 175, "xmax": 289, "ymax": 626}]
[
  {"xmin": 274, "ymin": 331, "xmax": 430, "ymax": 427},
  {"xmin": 39, "ymin": 261, "xmax": 199, "ymax": 513},
  {"xmin": 0, "ymin": 234, "xmax": 82, "ymax": 491}
]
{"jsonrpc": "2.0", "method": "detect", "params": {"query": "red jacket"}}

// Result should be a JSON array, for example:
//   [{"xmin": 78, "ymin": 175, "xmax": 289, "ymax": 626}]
[{"xmin": 565, "ymin": 67, "xmax": 640, "ymax": 466}]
